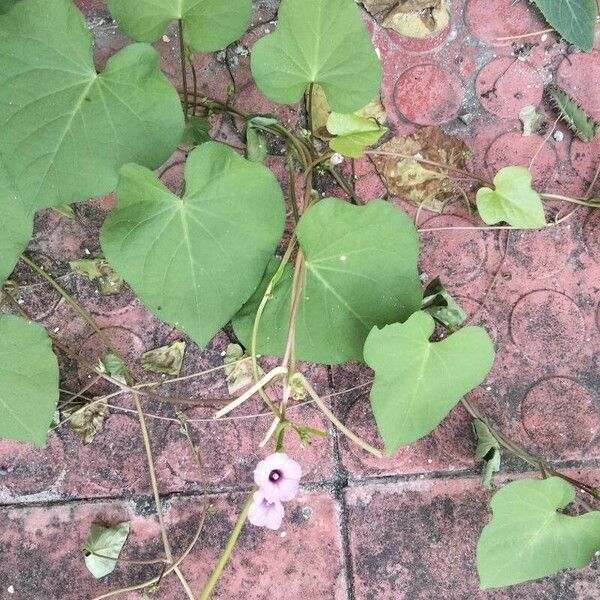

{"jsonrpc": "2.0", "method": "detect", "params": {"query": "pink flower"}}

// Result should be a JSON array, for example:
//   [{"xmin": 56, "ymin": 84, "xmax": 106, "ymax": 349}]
[
  {"xmin": 253, "ymin": 452, "xmax": 301, "ymax": 503},
  {"xmin": 248, "ymin": 491, "xmax": 284, "ymax": 530}
]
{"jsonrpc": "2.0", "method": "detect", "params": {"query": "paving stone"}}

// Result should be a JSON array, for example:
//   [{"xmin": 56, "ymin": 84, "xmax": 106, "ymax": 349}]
[
  {"xmin": 0, "ymin": 489, "xmax": 346, "ymax": 600},
  {"xmin": 345, "ymin": 474, "xmax": 600, "ymax": 600}
]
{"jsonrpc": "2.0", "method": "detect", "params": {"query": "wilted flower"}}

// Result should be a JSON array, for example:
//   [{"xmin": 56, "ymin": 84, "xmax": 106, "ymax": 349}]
[
  {"xmin": 253, "ymin": 452, "xmax": 301, "ymax": 502},
  {"xmin": 248, "ymin": 490, "xmax": 284, "ymax": 530}
]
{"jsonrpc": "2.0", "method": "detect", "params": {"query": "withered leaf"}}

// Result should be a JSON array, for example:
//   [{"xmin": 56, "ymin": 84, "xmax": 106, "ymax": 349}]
[
  {"xmin": 223, "ymin": 343, "xmax": 263, "ymax": 395},
  {"xmin": 519, "ymin": 105, "xmax": 543, "ymax": 136},
  {"xmin": 372, "ymin": 126, "xmax": 471, "ymax": 212},
  {"xmin": 64, "ymin": 399, "xmax": 109, "ymax": 445},
  {"xmin": 140, "ymin": 340, "xmax": 186, "ymax": 376},
  {"xmin": 362, "ymin": 0, "xmax": 449, "ymax": 38}
]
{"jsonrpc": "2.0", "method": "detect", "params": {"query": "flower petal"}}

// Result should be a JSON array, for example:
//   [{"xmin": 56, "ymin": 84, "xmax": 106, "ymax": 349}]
[
  {"xmin": 253, "ymin": 452, "xmax": 287, "ymax": 488},
  {"xmin": 248, "ymin": 491, "xmax": 284, "ymax": 530},
  {"xmin": 253, "ymin": 453, "xmax": 303, "ymax": 502},
  {"xmin": 281, "ymin": 455, "xmax": 302, "ymax": 481},
  {"xmin": 276, "ymin": 476, "xmax": 300, "ymax": 502}
]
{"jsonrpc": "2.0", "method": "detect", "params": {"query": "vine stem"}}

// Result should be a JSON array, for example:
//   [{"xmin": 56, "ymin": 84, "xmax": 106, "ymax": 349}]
[
  {"xmin": 19, "ymin": 254, "xmax": 121, "ymax": 359},
  {"xmin": 131, "ymin": 392, "xmax": 192, "ymax": 594},
  {"xmin": 540, "ymin": 193, "xmax": 600, "ymax": 207},
  {"xmin": 50, "ymin": 335, "xmax": 230, "ymax": 407},
  {"xmin": 287, "ymin": 151, "xmax": 300, "ymax": 222},
  {"xmin": 306, "ymin": 82, "xmax": 315, "ymax": 134},
  {"xmin": 197, "ymin": 490, "xmax": 255, "ymax": 600},
  {"xmin": 462, "ymin": 397, "xmax": 600, "ymax": 501},
  {"xmin": 17, "ymin": 255, "xmax": 197, "ymax": 596},
  {"xmin": 178, "ymin": 20, "xmax": 189, "ymax": 118},
  {"xmin": 185, "ymin": 46, "xmax": 199, "ymax": 117},
  {"xmin": 365, "ymin": 150, "xmax": 600, "ymax": 209},
  {"xmin": 261, "ymin": 250, "xmax": 307, "ymax": 446},
  {"xmin": 213, "ymin": 366, "xmax": 288, "ymax": 419},
  {"xmin": 297, "ymin": 374, "xmax": 383, "ymax": 458},
  {"xmin": 250, "ymin": 235, "xmax": 297, "ymax": 411},
  {"xmin": 329, "ymin": 165, "xmax": 360, "ymax": 204},
  {"xmin": 281, "ymin": 251, "xmax": 306, "ymax": 377},
  {"xmin": 182, "ymin": 94, "xmax": 313, "ymax": 168}
]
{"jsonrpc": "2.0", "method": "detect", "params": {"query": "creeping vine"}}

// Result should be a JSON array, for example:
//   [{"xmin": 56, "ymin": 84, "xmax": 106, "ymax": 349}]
[{"xmin": 1, "ymin": 0, "xmax": 600, "ymax": 596}]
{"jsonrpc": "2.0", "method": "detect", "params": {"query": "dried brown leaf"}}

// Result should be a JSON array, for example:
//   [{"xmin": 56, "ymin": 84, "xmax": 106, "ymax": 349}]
[
  {"xmin": 363, "ymin": 0, "xmax": 449, "ymax": 38},
  {"xmin": 223, "ymin": 343, "xmax": 263, "ymax": 395},
  {"xmin": 64, "ymin": 399, "xmax": 109, "ymax": 445},
  {"xmin": 140, "ymin": 340, "xmax": 186, "ymax": 376},
  {"xmin": 372, "ymin": 126, "xmax": 471, "ymax": 212}
]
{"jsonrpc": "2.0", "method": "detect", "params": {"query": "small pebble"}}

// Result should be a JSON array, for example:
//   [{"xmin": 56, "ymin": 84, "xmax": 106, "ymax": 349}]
[{"xmin": 458, "ymin": 112, "xmax": 475, "ymax": 125}]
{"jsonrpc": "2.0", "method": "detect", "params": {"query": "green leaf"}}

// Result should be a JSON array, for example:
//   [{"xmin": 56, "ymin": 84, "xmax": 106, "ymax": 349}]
[
  {"xmin": 549, "ymin": 86, "xmax": 598, "ymax": 142},
  {"xmin": 251, "ymin": 0, "xmax": 382, "ymax": 113},
  {"xmin": 531, "ymin": 0, "xmax": 597, "ymax": 51},
  {"xmin": 97, "ymin": 352, "xmax": 130, "ymax": 386},
  {"xmin": 245, "ymin": 127, "xmax": 268, "ymax": 162},
  {"xmin": 101, "ymin": 142, "xmax": 285, "ymax": 348},
  {"xmin": 473, "ymin": 419, "xmax": 501, "ymax": 490},
  {"xmin": 364, "ymin": 311, "xmax": 495, "ymax": 454},
  {"xmin": 0, "ymin": 0, "xmax": 19, "ymax": 14},
  {"xmin": 84, "ymin": 522, "xmax": 130, "ymax": 579},
  {"xmin": 477, "ymin": 477, "xmax": 600, "ymax": 588},
  {"xmin": 0, "ymin": 0, "xmax": 184, "ymax": 212},
  {"xmin": 327, "ymin": 113, "xmax": 387, "ymax": 158},
  {"xmin": 69, "ymin": 258, "xmax": 124, "ymax": 296},
  {"xmin": 476, "ymin": 166, "xmax": 546, "ymax": 229},
  {"xmin": 181, "ymin": 115, "xmax": 212, "ymax": 146},
  {"xmin": 140, "ymin": 340, "xmax": 187, "ymax": 377},
  {"xmin": 0, "ymin": 161, "xmax": 32, "ymax": 284},
  {"xmin": 0, "ymin": 315, "xmax": 59, "ymax": 447},
  {"xmin": 52, "ymin": 204, "xmax": 76, "ymax": 220},
  {"xmin": 244, "ymin": 117, "xmax": 278, "ymax": 163},
  {"xmin": 421, "ymin": 276, "xmax": 467, "ymax": 330},
  {"xmin": 233, "ymin": 198, "xmax": 422, "ymax": 364},
  {"xmin": 108, "ymin": 0, "xmax": 251, "ymax": 52}
]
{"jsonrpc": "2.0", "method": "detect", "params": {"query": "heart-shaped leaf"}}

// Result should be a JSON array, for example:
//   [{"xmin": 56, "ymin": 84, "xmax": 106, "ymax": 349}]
[
  {"xmin": 531, "ymin": 0, "xmax": 597, "ymax": 51},
  {"xmin": 0, "ymin": 0, "xmax": 19, "ymax": 13},
  {"xmin": 0, "ymin": 161, "xmax": 32, "ymax": 284},
  {"xmin": 108, "ymin": 0, "xmax": 251, "ymax": 52},
  {"xmin": 0, "ymin": 315, "xmax": 59, "ymax": 447},
  {"xmin": 251, "ymin": 0, "xmax": 382, "ymax": 113},
  {"xmin": 364, "ymin": 311, "xmax": 494, "ymax": 454},
  {"xmin": 84, "ymin": 522, "xmax": 130, "ymax": 579},
  {"xmin": 0, "ymin": 0, "xmax": 184, "ymax": 212},
  {"xmin": 327, "ymin": 113, "xmax": 387, "ymax": 158},
  {"xmin": 477, "ymin": 477, "xmax": 600, "ymax": 588},
  {"xmin": 476, "ymin": 166, "xmax": 546, "ymax": 229},
  {"xmin": 101, "ymin": 142, "xmax": 285, "ymax": 348},
  {"xmin": 233, "ymin": 198, "xmax": 422, "ymax": 364}
]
